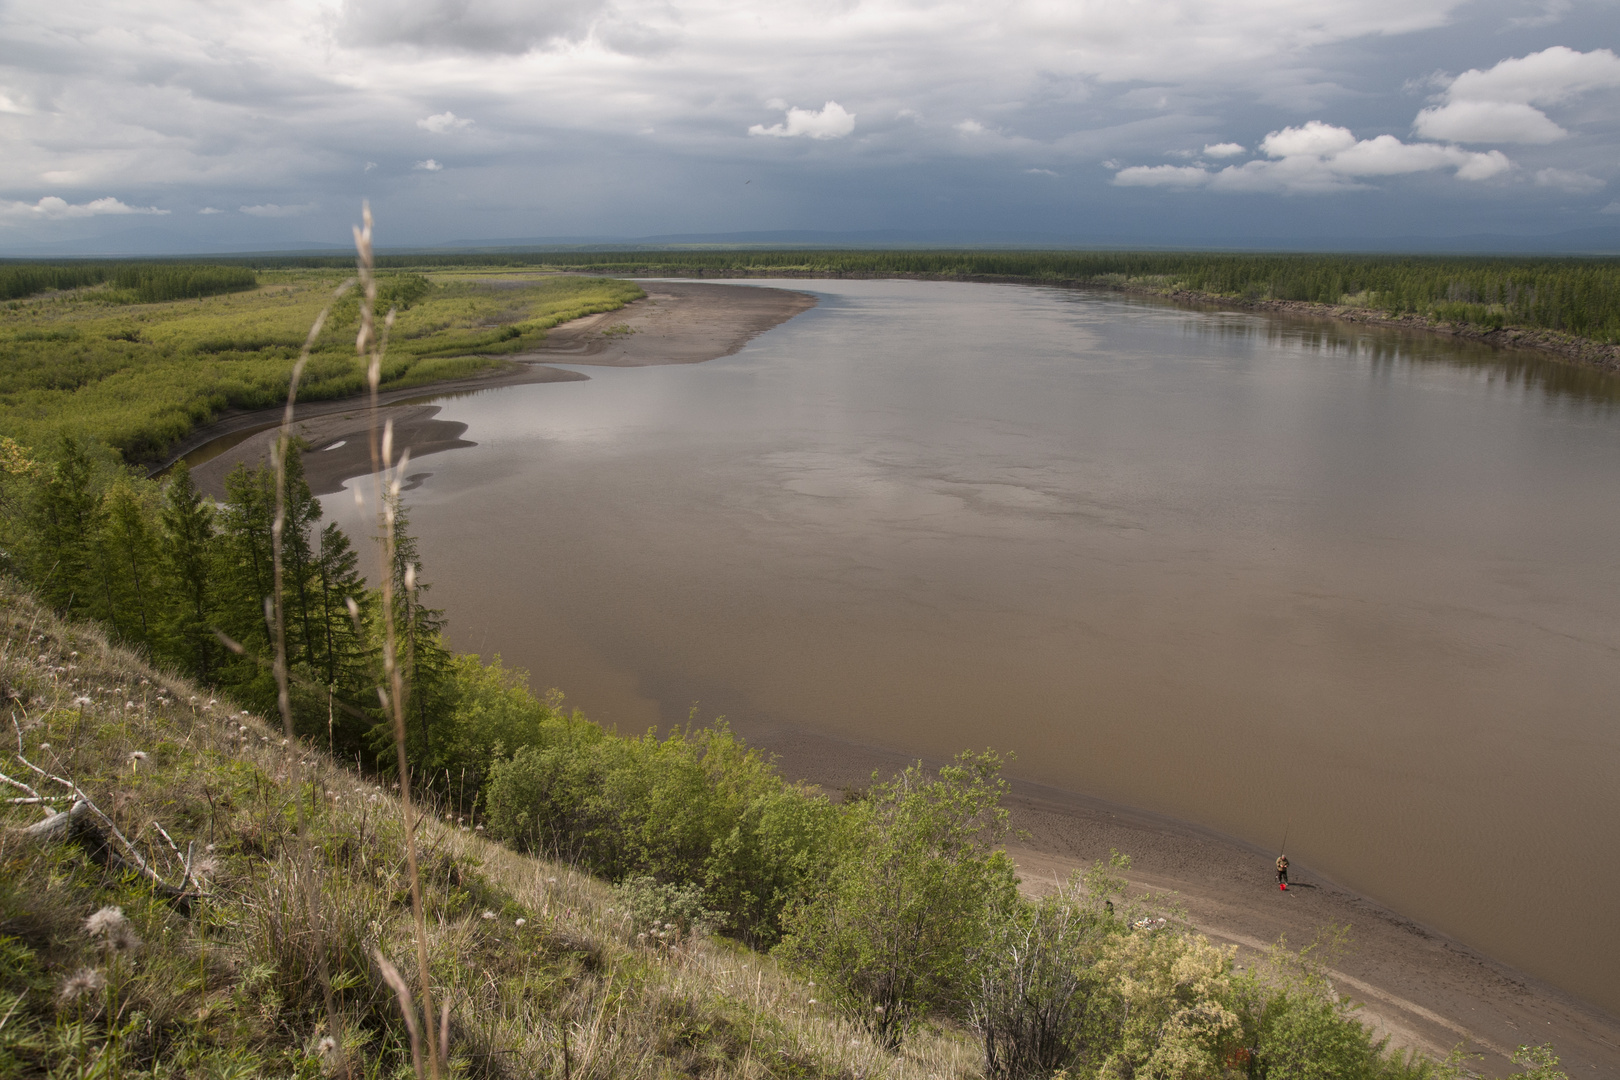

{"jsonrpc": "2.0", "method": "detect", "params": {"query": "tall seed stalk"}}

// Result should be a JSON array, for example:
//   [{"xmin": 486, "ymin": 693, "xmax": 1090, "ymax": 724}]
[
  {"xmin": 354, "ymin": 203, "xmax": 442, "ymax": 1077},
  {"xmin": 272, "ymin": 275, "xmax": 354, "ymax": 1077}
]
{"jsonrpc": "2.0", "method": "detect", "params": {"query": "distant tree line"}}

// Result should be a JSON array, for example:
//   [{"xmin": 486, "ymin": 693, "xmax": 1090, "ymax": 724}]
[
  {"xmin": 1, "ymin": 263, "xmax": 257, "ymax": 303},
  {"xmin": 189, "ymin": 248, "xmax": 1620, "ymax": 344}
]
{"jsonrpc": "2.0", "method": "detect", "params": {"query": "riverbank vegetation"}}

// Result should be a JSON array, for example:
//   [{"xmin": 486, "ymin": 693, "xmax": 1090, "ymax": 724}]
[{"xmin": 0, "ymin": 269, "xmax": 641, "ymax": 462}]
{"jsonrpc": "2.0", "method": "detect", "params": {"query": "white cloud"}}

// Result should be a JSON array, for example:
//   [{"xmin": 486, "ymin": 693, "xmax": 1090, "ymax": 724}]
[
  {"xmin": 1025, "ymin": 167, "xmax": 1058, "ymax": 176},
  {"xmin": 417, "ymin": 111, "xmax": 473, "ymax": 133},
  {"xmin": 1602, "ymin": 202, "xmax": 1620, "ymax": 215},
  {"xmin": 1261, "ymin": 121, "xmax": 1358, "ymax": 159},
  {"xmin": 414, "ymin": 158, "xmax": 444, "ymax": 171},
  {"xmin": 748, "ymin": 101, "xmax": 855, "ymax": 140},
  {"xmin": 198, "ymin": 206, "xmax": 223, "ymax": 214},
  {"xmin": 1113, "ymin": 164, "xmax": 1212, "ymax": 188},
  {"xmin": 1115, "ymin": 122, "xmax": 1511, "ymax": 193},
  {"xmin": 239, "ymin": 203, "xmax": 315, "ymax": 217},
  {"xmin": 0, "ymin": 195, "xmax": 167, "ymax": 220},
  {"xmin": 0, "ymin": 91, "xmax": 28, "ymax": 114},
  {"xmin": 1203, "ymin": 142, "xmax": 1246, "ymax": 158},
  {"xmin": 1534, "ymin": 167, "xmax": 1604, "ymax": 193},
  {"xmin": 1413, "ymin": 47, "xmax": 1620, "ymax": 144},
  {"xmin": 955, "ymin": 119, "xmax": 986, "ymax": 136}
]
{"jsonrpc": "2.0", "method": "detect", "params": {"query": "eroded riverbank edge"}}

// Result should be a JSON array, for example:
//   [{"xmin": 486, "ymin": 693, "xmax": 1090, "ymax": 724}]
[{"xmin": 618, "ymin": 269, "xmax": 1620, "ymax": 373}]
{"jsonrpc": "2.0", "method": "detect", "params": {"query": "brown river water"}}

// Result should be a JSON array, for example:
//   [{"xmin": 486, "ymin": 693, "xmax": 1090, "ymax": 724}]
[{"xmin": 318, "ymin": 280, "xmax": 1620, "ymax": 1015}]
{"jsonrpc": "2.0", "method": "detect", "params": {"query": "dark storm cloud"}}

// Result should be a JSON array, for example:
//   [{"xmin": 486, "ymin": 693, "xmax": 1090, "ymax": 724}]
[{"xmin": 0, "ymin": 0, "xmax": 1615, "ymax": 251}]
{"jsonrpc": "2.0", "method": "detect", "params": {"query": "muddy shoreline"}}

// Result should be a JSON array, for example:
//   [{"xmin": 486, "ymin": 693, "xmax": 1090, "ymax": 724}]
[{"xmin": 748, "ymin": 724, "xmax": 1620, "ymax": 1077}]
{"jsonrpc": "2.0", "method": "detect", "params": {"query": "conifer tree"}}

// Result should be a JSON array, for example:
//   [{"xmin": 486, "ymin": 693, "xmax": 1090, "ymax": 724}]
[
  {"xmin": 158, "ymin": 463, "xmax": 219, "ymax": 682},
  {"xmin": 97, "ymin": 476, "xmax": 162, "ymax": 653},
  {"xmin": 28, "ymin": 436, "xmax": 100, "ymax": 617}
]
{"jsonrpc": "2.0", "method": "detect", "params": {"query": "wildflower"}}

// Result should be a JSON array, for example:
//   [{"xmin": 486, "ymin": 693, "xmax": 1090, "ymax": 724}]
[
  {"xmin": 808, "ymin": 998, "xmax": 817, "ymax": 1006},
  {"xmin": 481, "ymin": 910, "xmax": 496, "ymax": 920},
  {"xmin": 317, "ymin": 1036, "xmax": 337, "ymax": 1057},
  {"xmin": 474, "ymin": 824, "xmax": 484, "ymax": 831},
  {"xmin": 73, "ymin": 696, "xmax": 92, "ymax": 707},
  {"xmin": 514, "ymin": 918, "xmax": 526, "ymax": 927},
  {"xmin": 85, "ymin": 906, "xmax": 141, "ymax": 955},
  {"xmin": 128, "ymin": 750, "xmax": 148, "ymax": 772},
  {"xmin": 38, "ymin": 743, "xmax": 50, "ymax": 752},
  {"xmin": 58, "ymin": 968, "xmax": 106, "ymax": 1003},
  {"xmin": 85, "ymin": 906, "xmax": 127, "ymax": 939},
  {"xmin": 874, "ymin": 1005, "xmax": 885, "ymax": 1014}
]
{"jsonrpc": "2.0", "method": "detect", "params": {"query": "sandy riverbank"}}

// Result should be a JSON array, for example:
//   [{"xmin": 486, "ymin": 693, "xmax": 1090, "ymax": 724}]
[
  {"xmin": 182, "ymin": 281, "xmax": 817, "ymax": 498},
  {"xmin": 748, "ymin": 725, "xmax": 1620, "ymax": 1078}
]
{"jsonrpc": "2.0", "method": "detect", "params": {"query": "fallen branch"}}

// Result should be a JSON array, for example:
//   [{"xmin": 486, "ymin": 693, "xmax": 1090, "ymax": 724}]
[{"xmin": 10, "ymin": 714, "xmax": 197, "ymax": 911}]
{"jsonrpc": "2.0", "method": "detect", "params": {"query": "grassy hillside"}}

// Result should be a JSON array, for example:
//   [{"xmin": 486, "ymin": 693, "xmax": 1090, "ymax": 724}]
[
  {"xmin": 0, "ymin": 580, "xmax": 980, "ymax": 1079},
  {"xmin": 0, "ymin": 579, "xmax": 1574, "ymax": 1079},
  {"xmin": 0, "ymin": 271, "xmax": 642, "ymax": 463}
]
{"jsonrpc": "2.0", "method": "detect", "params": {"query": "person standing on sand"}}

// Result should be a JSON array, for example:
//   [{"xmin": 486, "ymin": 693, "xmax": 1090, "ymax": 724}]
[{"xmin": 1276, "ymin": 854, "xmax": 1290, "ymax": 890}]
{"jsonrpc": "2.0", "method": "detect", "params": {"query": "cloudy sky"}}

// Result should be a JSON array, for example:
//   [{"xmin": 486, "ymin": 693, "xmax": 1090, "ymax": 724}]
[{"xmin": 1, "ymin": 0, "xmax": 1618, "ymax": 252}]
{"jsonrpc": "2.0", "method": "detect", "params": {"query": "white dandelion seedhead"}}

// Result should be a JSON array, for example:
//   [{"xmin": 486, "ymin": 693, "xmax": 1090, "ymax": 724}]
[
  {"xmin": 58, "ymin": 967, "xmax": 106, "ymax": 1003},
  {"xmin": 808, "ymin": 998, "xmax": 817, "ymax": 1005},
  {"xmin": 73, "ymin": 696, "xmax": 92, "ymax": 707},
  {"xmin": 514, "ymin": 918, "xmax": 526, "ymax": 927},
  {"xmin": 128, "ymin": 750, "xmax": 148, "ymax": 771},
  {"xmin": 84, "ymin": 906, "xmax": 127, "ymax": 939},
  {"xmin": 481, "ymin": 910, "xmax": 496, "ymax": 920},
  {"xmin": 317, "ymin": 1036, "xmax": 337, "ymax": 1056}
]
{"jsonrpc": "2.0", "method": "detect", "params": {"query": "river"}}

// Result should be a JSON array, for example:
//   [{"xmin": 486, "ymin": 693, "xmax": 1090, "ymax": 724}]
[{"xmin": 318, "ymin": 279, "xmax": 1620, "ymax": 1014}]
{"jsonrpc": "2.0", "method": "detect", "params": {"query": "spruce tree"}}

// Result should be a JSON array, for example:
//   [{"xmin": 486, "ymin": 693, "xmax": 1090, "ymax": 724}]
[
  {"xmin": 158, "ymin": 463, "xmax": 219, "ymax": 682},
  {"xmin": 96, "ymin": 476, "xmax": 163, "ymax": 653},
  {"xmin": 28, "ymin": 436, "xmax": 100, "ymax": 616}
]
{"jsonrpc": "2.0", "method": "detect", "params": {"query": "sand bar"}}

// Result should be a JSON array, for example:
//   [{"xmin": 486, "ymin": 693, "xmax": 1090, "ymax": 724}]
[{"xmin": 181, "ymin": 281, "xmax": 817, "ymax": 498}]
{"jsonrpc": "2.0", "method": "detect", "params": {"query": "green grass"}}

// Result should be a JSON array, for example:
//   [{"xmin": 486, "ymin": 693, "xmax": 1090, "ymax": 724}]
[
  {"xmin": 0, "ymin": 271, "xmax": 643, "ymax": 463},
  {"xmin": 0, "ymin": 581, "xmax": 981, "ymax": 1079}
]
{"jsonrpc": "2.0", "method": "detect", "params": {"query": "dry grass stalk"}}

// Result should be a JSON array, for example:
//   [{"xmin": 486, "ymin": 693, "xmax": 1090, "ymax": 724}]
[
  {"xmin": 354, "ymin": 202, "xmax": 440, "ymax": 1078},
  {"xmin": 270, "ymin": 273, "xmax": 356, "ymax": 1076}
]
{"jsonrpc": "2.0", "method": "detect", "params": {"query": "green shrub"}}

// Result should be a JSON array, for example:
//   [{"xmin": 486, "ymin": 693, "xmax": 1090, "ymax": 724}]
[{"xmin": 777, "ymin": 751, "xmax": 1019, "ymax": 1048}]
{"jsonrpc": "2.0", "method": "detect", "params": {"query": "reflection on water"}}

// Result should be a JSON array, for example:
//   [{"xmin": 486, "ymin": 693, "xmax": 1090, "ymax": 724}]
[
  {"xmin": 321, "ymin": 279, "xmax": 1620, "ymax": 1014},
  {"xmin": 1173, "ymin": 303, "xmax": 1620, "ymax": 406}
]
